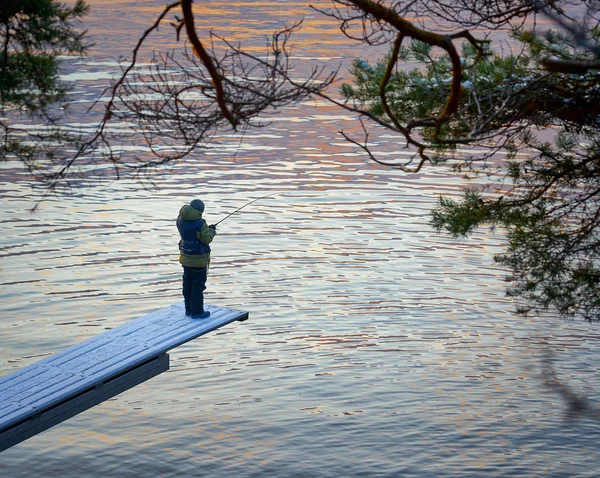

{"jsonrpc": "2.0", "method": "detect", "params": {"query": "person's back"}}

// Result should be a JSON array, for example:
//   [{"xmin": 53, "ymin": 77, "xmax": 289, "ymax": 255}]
[{"xmin": 177, "ymin": 199, "xmax": 216, "ymax": 318}]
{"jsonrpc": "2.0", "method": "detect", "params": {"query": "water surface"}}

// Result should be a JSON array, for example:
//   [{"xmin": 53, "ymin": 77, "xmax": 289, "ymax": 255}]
[{"xmin": 1, "ymin": 1, "xmax": 600, "ymax": 476}]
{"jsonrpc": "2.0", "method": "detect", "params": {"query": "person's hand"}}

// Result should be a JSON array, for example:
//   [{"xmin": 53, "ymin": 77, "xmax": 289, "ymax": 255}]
[{"xmin": 209, "ymin": 224, "xmax": 217, "ymax": 233}]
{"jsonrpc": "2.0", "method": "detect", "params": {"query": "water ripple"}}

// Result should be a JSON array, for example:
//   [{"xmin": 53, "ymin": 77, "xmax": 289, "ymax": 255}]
[{"xmin": 2, "ymin": 1, "xmax": 600, "ymax": 477}]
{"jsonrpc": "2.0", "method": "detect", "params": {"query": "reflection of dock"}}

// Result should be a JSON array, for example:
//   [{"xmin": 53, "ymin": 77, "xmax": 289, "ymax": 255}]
[{"xmin": 0, "ymin": 303, "xmax": 249, "ymax": 452}]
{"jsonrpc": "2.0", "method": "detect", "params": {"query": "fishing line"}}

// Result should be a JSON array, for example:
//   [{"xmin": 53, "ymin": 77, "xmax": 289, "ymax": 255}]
[{"xmin": 213, "ymin": 192, "xmax": 281, "ymax": 227}]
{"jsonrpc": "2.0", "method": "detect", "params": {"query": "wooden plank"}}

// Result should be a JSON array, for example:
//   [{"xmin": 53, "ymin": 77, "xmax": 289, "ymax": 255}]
[
  {"xmin": 0, "ymin": 354, "xmax": 169, "ymax": 452},
  {"xmin": 0, "ymin": 302, "xmax": 248, "ymax": 451}
]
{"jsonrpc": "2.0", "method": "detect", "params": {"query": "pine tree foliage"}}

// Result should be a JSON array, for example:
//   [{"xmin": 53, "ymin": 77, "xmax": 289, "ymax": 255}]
[
  {"xmin": 341, "ymin": 8, "xmax": 600, "ymax": 320},
  {"xmin": 0, "ymin": 0, "xmax": 88, "ymax": 169}
]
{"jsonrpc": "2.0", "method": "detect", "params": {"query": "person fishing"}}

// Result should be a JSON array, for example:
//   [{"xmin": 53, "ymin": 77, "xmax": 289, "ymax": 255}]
[
  {"xmin": 177, "ymin": 199, "xmax": 216, "ymax": 319},
  {"xmin": 176, "ymin": 193, "xmax": 277, "ymax": 318}
]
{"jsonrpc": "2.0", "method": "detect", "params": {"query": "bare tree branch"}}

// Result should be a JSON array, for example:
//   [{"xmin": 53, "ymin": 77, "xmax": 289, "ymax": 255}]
[
  {"xmin": 37, "ymin": 3, "xmax": 336, "ymax": 190},
  {"xmin": 180, "ymin": 0, "xmax": 238, "ymax": 128}
]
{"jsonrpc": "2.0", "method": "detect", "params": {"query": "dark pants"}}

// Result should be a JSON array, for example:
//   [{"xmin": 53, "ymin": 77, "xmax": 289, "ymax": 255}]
[{"xmin": 182, "ymin": 266, "xmax": 207, "ymax": 317}]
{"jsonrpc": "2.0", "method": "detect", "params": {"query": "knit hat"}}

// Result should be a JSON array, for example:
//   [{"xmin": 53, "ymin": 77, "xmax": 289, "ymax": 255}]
[{"xmin": 190, "ymin": 199, "xmax": 205, "ymax": 213}]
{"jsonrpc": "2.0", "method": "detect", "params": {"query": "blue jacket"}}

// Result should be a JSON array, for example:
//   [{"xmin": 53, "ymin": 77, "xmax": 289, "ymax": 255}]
[{"xmin": 177, "ymin": 205, "xmax": 215, "ymax": 268}]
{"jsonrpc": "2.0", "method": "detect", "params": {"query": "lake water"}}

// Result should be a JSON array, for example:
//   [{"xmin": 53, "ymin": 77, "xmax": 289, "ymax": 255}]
[{"xmin": 2, "ymin": 1, "xmax": 600, "ymax": 476}]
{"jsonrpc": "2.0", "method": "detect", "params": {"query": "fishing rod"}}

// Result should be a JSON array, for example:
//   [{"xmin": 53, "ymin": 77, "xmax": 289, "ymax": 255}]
[{"xmin": 213, "ymin": 192, "xmax": 279, "ymax": 227}]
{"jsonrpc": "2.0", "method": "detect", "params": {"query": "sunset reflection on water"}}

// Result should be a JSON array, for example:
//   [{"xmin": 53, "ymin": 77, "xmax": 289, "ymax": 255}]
[{"xmin": 1, "ymin": 1, "xmax": 600, "ymax": 477}]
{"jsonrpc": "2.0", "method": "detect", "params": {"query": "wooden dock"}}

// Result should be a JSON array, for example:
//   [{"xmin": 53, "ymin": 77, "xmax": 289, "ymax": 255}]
[{"xmin": 0, "ymin": 303, "xmax": 248, "ymax": 452}]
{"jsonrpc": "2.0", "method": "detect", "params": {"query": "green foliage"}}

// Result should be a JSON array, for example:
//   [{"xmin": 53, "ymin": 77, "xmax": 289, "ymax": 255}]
[
  {"xmin": 345, "ymin": 27, "xmax": 600, "ymax": 321},
  {"xmin": 1, "ymin": 52, "xmax": 64, "ymax": 111},
  {"xmin": 341, "ymin": 37, "xmax": 529, "ymax": 139},
  {"xmin": 1, "ymin": 0, "xmax": 89, "ymax": 166},
  {"xmin": 1, "ymin": 0, "xmax": 88, "ymax": 110},
  {"xmin": 431, "ymin": 190, "xmax": 492, "ymax": 237},
  {"xmin": 432, "ymin": 119, "xmax": 600, "ymax": 320}
]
